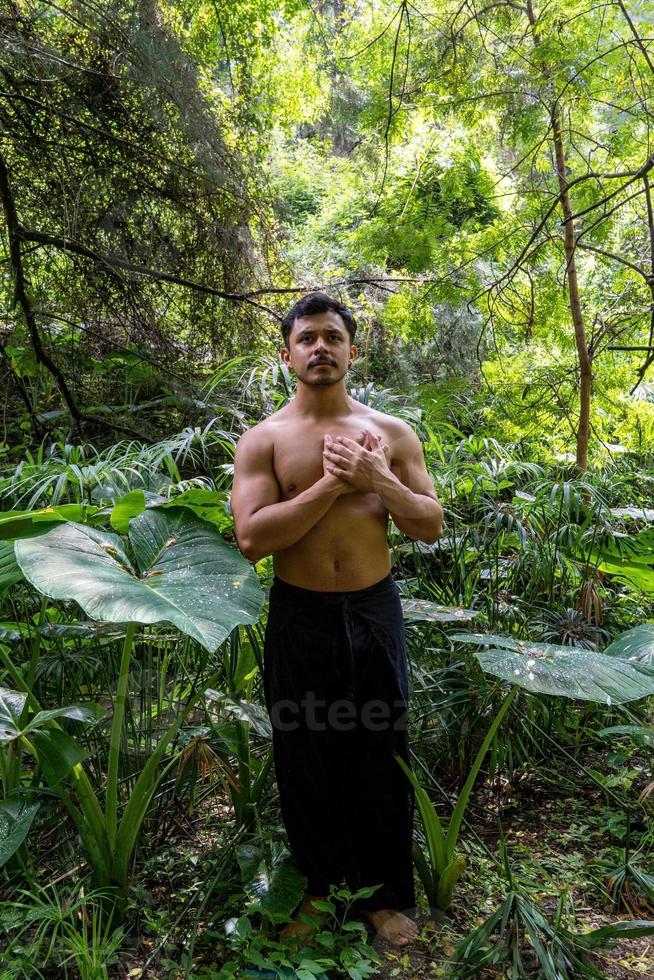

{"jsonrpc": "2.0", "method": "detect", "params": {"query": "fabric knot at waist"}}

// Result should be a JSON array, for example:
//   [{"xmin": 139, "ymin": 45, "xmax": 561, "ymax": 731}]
[{"xmin": 269, "ymin": 572, "xmax": 398, "ymax": 701}]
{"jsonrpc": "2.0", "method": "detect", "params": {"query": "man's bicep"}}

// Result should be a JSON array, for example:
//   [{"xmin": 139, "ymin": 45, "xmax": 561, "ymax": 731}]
[
  {"xmin": 391, "ymin": 430, "xmax": 438, "ymax": 498},
  {"xmin": 231, "ymin": 431, "xmax": 280, "ymax": 523}
]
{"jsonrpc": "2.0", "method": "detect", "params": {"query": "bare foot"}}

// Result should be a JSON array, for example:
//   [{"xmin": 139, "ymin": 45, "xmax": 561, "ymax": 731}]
[
  {"xmin": 364, "ymin": 908, "xmax": 419, "ymax": 947},
  {"xmin": 279, "ymin": 894, "xmax": 328, "ymax": 947}
]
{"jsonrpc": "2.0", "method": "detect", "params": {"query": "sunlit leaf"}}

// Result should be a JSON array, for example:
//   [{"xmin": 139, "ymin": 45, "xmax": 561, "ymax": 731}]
[
  {"xmin": 603, "ymin": 624, "xmax": 654, "ymax": 664},
  {"xmin": 401, "ymin": 599, "xmax": 479, "ymax": 623},
  {"xmin": 476, "ymin": 647, "xmax": 654, "ymax": 704},
  {"xmin": 0, "ymin": 688, "xmax": 27, "ymax": 740},
  {"xmin": 110, "ymin": 489, "xmax": 146, "ymax": 533},
  {"xmin": 0, "ymin": 505, "xmax": 95, "ymax": 541},
  {"xmin": 15, "ymin": 511, "xmax": 264, "ymax": 652}
]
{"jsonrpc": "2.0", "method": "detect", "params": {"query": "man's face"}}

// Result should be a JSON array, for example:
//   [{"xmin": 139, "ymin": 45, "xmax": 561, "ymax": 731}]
[{"xmin": 281, "ymin": 311, "xmax": 357, "ymax": 387}]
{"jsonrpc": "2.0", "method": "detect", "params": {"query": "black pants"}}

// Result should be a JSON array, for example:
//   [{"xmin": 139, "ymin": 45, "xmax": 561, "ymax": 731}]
[{"xmin": 262, "ymin": 571, "xmax": 415, "ymax": 913}]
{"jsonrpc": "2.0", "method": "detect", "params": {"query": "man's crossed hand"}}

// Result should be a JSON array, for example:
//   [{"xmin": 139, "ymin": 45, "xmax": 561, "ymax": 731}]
[{"xmin": 323, "ymin": 428, "xmax": 392, "ymax": 494}]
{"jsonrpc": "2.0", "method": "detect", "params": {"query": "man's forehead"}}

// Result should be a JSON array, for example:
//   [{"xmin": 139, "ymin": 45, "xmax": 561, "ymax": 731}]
[{"xmin": 293, "ymin": 311, "xmax": 346, "ymax": 332}]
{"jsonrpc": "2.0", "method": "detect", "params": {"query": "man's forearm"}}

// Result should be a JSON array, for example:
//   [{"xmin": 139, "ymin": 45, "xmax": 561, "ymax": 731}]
[
  {"xmin": 236, "ymin": 476, "xmax": 343, "ymax": 562},
  {"xmin": 373, "ymin": 470, "xmax": 443, "ymax": 543}
]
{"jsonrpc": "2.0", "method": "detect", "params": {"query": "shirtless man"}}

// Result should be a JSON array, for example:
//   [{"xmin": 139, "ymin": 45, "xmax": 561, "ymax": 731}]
[{"xmin": 231, "ymin": 292, "xmax": 443, "ymax": 948}]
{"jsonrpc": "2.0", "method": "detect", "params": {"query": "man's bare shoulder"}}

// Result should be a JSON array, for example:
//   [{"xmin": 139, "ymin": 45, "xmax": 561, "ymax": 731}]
[
  {"xmin": 235, "ymin": 416, "xmax": 275, "ymax": 454},
  {"xmin": 358, "ymin": 406, "xmax": 420, "ymax": 447},
  {"xmin": 234, "ymin": 406, "xmax": 295, "ymax": 455}
]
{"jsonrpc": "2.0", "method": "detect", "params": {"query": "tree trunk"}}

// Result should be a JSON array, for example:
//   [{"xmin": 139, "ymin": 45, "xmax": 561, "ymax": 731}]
[
  {"xmin": 550, "ymin": 107, "xmax": 592, "ymax": 470},
  {"xmin": 527, "ymin": 0, "xmax": 592, "ymax": 470}
]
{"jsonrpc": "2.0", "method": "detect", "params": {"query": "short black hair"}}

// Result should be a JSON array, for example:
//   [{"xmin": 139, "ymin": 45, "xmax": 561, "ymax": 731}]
[{"xmin": 280, "ymin": 292, "xmax": 357, "ymax": 348}]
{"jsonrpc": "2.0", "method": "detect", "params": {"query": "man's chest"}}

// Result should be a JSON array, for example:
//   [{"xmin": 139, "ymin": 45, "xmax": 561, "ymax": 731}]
[{"xmin": 272, "ymin": 423, "xmax": 370, "ymax": 498}]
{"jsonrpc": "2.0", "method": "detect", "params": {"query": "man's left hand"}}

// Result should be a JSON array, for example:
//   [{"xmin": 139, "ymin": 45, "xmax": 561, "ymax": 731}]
[{"xmin": 323, "ymin": 429, "xmax": 391, "ymax": 492}]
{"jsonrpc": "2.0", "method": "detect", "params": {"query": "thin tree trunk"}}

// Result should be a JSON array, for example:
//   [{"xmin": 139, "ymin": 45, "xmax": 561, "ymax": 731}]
[
  {"xmin": 0, "ymin": 151, "xmax": 83, "ymax": 440},
  {"xmin": 527, "ymin": 0, "xmax": 592, "ymax": 470},
  {"xmin": 550, "ymin": 108, "xmax": 592, "ymax": 470},
  {"xmin": 629, "ymin": 172, "xmax": 654, "ymax": 394}
]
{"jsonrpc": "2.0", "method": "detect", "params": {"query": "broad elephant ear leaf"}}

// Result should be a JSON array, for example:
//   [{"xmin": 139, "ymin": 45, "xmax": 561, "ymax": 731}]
[
  {"xmin": 456, "ymin": 629, "xmax": 654, "ymax": 703},
  {"xmin": 603, "ymin": 624, "xmax": 654, "ymax": 665},
  {"xmin": 475, "ymin": 646, "xmax": 654, "ymax": 704},
  {"xmin": 205, "ymin": 690, "xmax": 272, "ymax": 738},
  {"xmin": 0, "ymin": 688, "xmax": 28, "ymax": 741},
  {"xmin": 236, "ymin": 841, "xmax": 306, "ymax": 924},
  {"xmin": 14, "ymin": 511, "xmax": 264, "ymax": 652},
  {"xmin": 401, "ymin": 599, "xmax": 479, "ymax": 623}
]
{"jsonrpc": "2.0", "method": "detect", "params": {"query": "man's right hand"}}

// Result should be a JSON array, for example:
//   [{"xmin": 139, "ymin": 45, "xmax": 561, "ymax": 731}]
[{"xmin": 322, "ymin": 431, "xmax": 368, "ymax": 495}]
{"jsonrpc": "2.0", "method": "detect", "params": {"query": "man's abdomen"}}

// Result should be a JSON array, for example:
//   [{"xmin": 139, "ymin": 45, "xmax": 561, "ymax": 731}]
[{"xmin": 273, "ymin": 492, "xmax": 391, "ymax": 591}]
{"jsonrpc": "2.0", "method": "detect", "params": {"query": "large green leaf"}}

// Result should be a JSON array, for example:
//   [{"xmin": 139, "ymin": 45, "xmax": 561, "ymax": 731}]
[
  {"xmin": 205, "ymin": 690, "xmax": 272, "ymax": 738},
  {"xmin": 151, "ymin": 488, "xmax": 233, "ymax": 534},
  {"xmin": 110, "ymin": 489, "xmax": 146, "ymax": 534},
  {"xmin": 0, "ymin": 504, "xmax": 95, "ymax": 541},
  {"xmin": 603, "ymin": 624, "xmax": 654, "ymax": 664},
  {"xmin": 15, "ymin": 510, "xmax": 264, "ymax": 652},
  {"xmin": 597, "ymin": 559, "xmax": 654, "ymax": 594},
  {"xmin": 236, "ymin": 841, "xmax": 306, "ymax": 924},
  {"xmin": 0, "ymin": 796, "xmax": 40, "ymax": 867},
  {"xmin": 0, "ymin": 687, "xmax": 105, "ymax": 742},
  {"xmin": 38, "ymin": 622, "xmax": 127, "ymax": 640},
  {"xmin": 475, "ymin": 646, "xmax": 654, "ymax": 704},
  {"xmin": 452, "ymin": 632, "xmax": 526, "ymax": 651},
  {"xmin": 0, "ymin": 622, "xmax": 21, "ymax": 642},
  {"xmin": 454, "ymin": 628, "xmax": 654, "ymax": 703},
  {"xmin": 401, "ymin": 599, "xmax": 479, "ymax": 623},
  {"xmin": 24, "ymin": 702, "xmax": 106, "ymax": 734},
  {"xmin": 0, "ymin": 688, "xmax": 27, "ymax": 740},
  {"xmin": 596, "ymin": 528, "xmax": 654, "ymax": 563},
  {"xmin": 576, "ymin": 530, "xmax": 654, "ymax": 594},
  {"xmin": 31, "ymin": 729, "xmax": 88, "ymax": 786}
]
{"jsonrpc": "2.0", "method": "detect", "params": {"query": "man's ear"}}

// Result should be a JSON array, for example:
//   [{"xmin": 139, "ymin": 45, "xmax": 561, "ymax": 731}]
[
  {"xmin": 348, "ymin": 344, "xmax": 358, "ymax": 366},
  {"xmin": 280, "ymin": 346, "xmax": 292, "ymax": 369}
]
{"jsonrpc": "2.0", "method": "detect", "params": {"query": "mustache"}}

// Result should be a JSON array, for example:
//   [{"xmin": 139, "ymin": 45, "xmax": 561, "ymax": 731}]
[{"xmin": 309, "ymin": 358, "xmax": 336, "ymax": 367}]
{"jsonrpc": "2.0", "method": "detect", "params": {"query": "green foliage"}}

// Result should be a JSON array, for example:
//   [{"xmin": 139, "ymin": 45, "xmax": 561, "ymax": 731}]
[
  {"xmin": 0, "ymin": 879, "xmax": 125, "ymax": 980},
  {"xmin": 222, "ymin": 883, "xmax": 382, "ymax": 980},
  {"xmin": 2, "ymin": 1, "xmax": 654, "ymax": 975},
  {"xmin": 354, "ymin": 147, "xmax": 500, "ymax": 273}
]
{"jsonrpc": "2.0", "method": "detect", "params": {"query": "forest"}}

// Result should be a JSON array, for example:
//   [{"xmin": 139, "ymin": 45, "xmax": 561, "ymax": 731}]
[{"xmin": 1, "ymin": 0, "xmax": 654, "ymax": 977}]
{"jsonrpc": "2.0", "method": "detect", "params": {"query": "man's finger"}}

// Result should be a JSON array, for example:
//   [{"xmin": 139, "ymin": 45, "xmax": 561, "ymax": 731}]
[{"xmin": 327, "ymin": 443, "xmax": 353, "ymax": 458}]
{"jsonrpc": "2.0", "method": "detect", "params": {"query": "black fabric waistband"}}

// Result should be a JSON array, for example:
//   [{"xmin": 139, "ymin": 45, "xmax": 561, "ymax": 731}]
[{"xmin": 270, "ymin": 571, "xmax": 395, "ymax": 604}]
